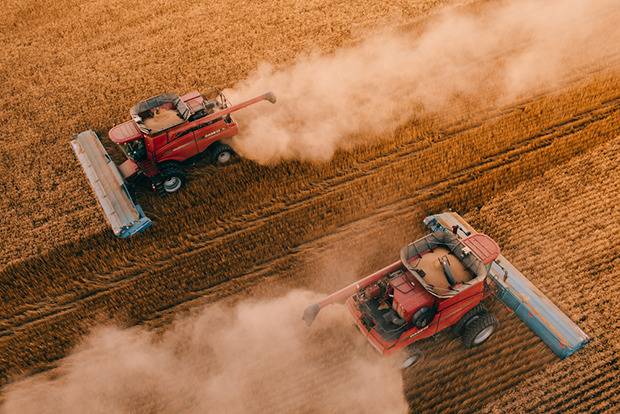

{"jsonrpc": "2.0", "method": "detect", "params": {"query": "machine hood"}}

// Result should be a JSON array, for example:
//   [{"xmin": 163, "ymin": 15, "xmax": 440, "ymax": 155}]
[{"xmin": 109, "ymin": 120, "xmax": 143, "ymax": 144}]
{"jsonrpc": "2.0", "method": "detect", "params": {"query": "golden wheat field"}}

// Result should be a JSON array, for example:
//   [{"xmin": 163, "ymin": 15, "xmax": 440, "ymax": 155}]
[{"xmin": 1, "ymin": 0, "xmax": 620, "ymax": 413}]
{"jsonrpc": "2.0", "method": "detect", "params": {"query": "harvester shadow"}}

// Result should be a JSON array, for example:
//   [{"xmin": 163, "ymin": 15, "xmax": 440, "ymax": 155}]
[{"xmin": 401, "ymin": 302, "xmax": 554, "ymax": 413}]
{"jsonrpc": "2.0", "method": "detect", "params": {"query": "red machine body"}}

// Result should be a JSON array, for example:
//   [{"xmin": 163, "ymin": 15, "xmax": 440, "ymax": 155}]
[
  {"xmin": 108, "ymin": 90, "xmax": 275, "ymax": 182},
  {"xmin": 346, "ymin": 270, "xmax": 487, "ymax": 355},
  {"xmin": 303, "ymin": 231, "xmax": 500, "ymax": 356}
]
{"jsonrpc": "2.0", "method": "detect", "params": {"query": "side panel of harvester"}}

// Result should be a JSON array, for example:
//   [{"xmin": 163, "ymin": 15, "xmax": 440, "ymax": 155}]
[
  {"xmin": 423, "ymin": 211, "xmax": 589, "ymax": 359},
  {"xmin": 70, "ymin": 130, "xmax": 152, "ymax": 238}
]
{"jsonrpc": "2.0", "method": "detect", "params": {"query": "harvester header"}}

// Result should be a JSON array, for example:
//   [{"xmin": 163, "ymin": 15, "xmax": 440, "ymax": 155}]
[{"xmin": 70, "ymin": 130, "xmax": 152, "ymax": 237}]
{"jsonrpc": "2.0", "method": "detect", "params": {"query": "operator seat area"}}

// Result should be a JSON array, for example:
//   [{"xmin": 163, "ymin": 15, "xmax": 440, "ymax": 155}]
[
  {"xmin": 142, "ymin": 107, "xmax": 184, "ymax": 132},
  {"xmin": 415, "ymin": 247, "xmax": 474, "ymax": 289},
  {"xmin": 131, "ymin": 93, "xmax": 189, "ymax": 134}
]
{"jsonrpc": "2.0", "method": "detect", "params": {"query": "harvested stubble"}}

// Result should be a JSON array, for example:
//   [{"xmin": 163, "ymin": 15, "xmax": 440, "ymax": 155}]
[
  {"xmin": 0, "ymin": 0, "xmax": 457, "ymax": 268},
  {"xmin": 1, "ymin": 69, "xmax": 619, "ymax": 399},
  {"xmin": 1, "ymin": 0, "xmax": 620, "ymax": 412},
  {"xmin": 471, "ymin": 138, "xmax": 620, "ymax": 414},
  {"xmin": 3, "ymin": 134, "xmax": 618, "ymax": 414},
  {"xmin": 159, "ymin": 135, "xmax": 620, "ymax": 414},
  {"xmin": 396, "ymin": 135, "xmax": 620, "ymax": 413}
]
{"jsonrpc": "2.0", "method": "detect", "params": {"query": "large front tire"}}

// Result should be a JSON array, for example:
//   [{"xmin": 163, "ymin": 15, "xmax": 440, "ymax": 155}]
[
  {"xmin": 412, "ymin": 306, "xmax": 436, "ymax": 329},
  {"xmin": 154, "ymin": 165, "xmax": 186, "ymax": 196},
  {"xmin": 453, "ymin": 303, "xmax": 488, "ymax": 336},
  {"xmin": 462, "ymin": 313, "xmax": 498, "ymax": 348},
  {"xmin": 210, "ymin": 142, "xmax": 236, "ymax": 166},
  {"xmin": 401, "ymin": 348, "xmax": 424, "ymax": 369}
]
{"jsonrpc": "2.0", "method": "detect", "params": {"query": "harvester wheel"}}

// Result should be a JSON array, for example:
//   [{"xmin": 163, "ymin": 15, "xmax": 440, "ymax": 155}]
[
  {"xmin": 453, "ymin": 303, "xmax": 488, "ymax": 336},
  {"xmin": 155, "ymin": 166, "xmax": 186, "ymax": 195},
  {"xmin": 412, "ymin": 306, "xmax": 436, "ymax": 328},
  {"xmin": 401, "ymin": 348, "xmax": 423, "ymax": 369},
  {"xmin": 462, "ymin": 313, "xmax": 498, "ymax": 348},
  {"xmin": 211, "ymin": 142, "xmax": 236, "ymax": 166}
]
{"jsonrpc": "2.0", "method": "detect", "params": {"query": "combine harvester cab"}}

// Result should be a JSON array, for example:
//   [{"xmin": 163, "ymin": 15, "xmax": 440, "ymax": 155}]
[
  {"xmin": 424, "ymin": 211, "xmax": 589, "ymax": 359},
  {"xmin": 71, "ymin": 130, "xmax": 152, "ymax": 238}
]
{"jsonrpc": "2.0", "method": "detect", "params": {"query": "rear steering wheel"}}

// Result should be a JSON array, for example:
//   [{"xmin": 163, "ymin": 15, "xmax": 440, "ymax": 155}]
[{"xmin": 211, "ymin": 142, "xmax": 236, "ymax": 166}]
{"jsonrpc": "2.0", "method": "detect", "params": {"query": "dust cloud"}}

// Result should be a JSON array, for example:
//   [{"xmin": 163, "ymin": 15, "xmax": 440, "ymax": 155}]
[
  {"xmin": 0, "ymin": 291, "xmax": 408, "ymax": 414},
  {"xmin": 227, "ymin": 0, "xmax": 620, "ymax": 163}
]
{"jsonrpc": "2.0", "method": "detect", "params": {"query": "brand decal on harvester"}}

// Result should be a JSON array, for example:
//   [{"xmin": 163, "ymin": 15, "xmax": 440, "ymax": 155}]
[{"xmin": 198, "ymin": 128, "xmax": 225, "ymax": 141}]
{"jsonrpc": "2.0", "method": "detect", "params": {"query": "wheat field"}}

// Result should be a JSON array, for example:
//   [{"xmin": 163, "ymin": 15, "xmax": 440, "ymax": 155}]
[{"xmin": 1, "ymin": 0, "xmax": 619, "ymax": 413}]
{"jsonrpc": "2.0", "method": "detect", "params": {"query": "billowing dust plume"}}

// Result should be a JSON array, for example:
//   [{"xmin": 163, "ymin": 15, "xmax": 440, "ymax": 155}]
[
  {"xmin": 227, "ymin": 0, "xmax": 620, "ymax": 163},
  {"xmin": 0, "ymin": 291, "xmax": 407, "ymax": 414}
]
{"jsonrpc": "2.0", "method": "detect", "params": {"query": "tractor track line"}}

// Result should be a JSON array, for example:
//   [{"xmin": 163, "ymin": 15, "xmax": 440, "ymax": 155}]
[
  {"xmin": 1, "ymin": 100, "xmax": 617, "ymax": 340},
  {"xmin": 2, "ymin": 134, "xmax": 617, "ymax": 390},
  {"xmin": 165, "ymin": 64, "xmax": 620, "ymax": 237},
  {"xmin": 4, "ymin": 6, "xmax": 620, "ymax": 276},
  {"xmin": 109, "ymin": 68, "xmax": 620, "ymax": 247},
  {"xmin": 3, "ymin": 98, "xmax": 619, "ymax": 333},
  {"xmin": 3, "ymin": 72, "xmax": 619, "ymax": 320},
  {"xmin": 52, "ymin": 91, "xmax": 620, "ymax": 267},
  {"xmin": 3, "ymin": 94, "xmax": 617, "ymax": 321},
  {"xmin": 132, "ymin": 131, "xmax": 620, "ymax": 323},
  {"xmin": 6, "ymin": 54, "xmax": 619, "ymax": 271},
  {"xmin": 4, "ymin": 59, "xmax": 618, "ymax": 290}
]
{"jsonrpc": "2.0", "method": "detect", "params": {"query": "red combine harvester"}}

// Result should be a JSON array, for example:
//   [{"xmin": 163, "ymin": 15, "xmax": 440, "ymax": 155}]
[
  {"xmin": 71, "ymin": 90, "xmax": 275, "ymax": 238},
  {"xmin": 304, "ymin": 212, "xmax": 589, "ymax": 368}
]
